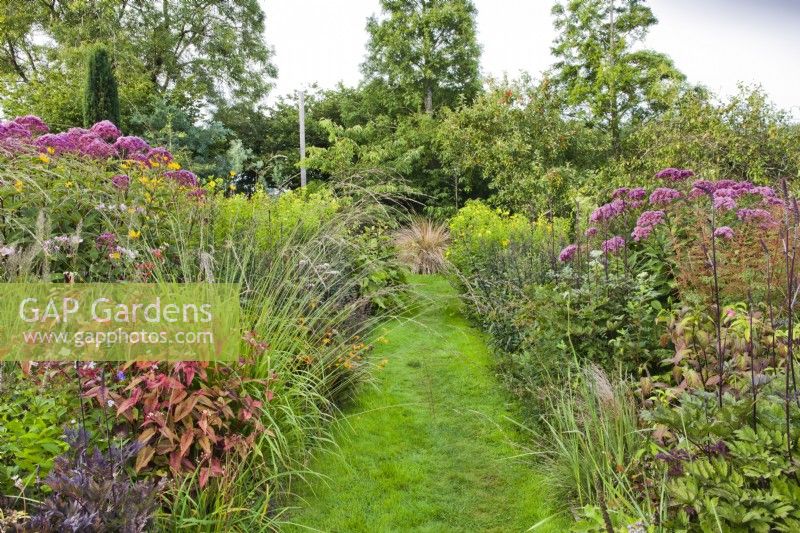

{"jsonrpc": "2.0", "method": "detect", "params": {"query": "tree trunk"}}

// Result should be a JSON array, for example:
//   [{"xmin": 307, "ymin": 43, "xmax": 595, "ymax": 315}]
[{"xmin": 424, "ymin": 85, "xmax": 433, "ymax": 114}]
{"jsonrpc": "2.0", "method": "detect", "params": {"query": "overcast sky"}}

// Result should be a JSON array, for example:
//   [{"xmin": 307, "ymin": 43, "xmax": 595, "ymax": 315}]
[{"xmin": 262, "ymin": 0, "xmax": 800, "ymax": 115}]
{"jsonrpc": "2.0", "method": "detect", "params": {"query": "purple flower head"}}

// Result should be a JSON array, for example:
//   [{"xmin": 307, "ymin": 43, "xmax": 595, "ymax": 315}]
[
  {"xmin": 81, "ymin": 138, "xmax": 116, "ymax": 159},
  {"xmin": 732, "ymin": 181, "xmax": 755, "ymax": 194},
  {"xmin": 753, "ymin": 186, "xmax": 776, "ymax": 198},
  {"xmin": 96, "ymin": 232, "xmax": 117, "ymax": 251},
  {"xmin": 165, "ymin": 170, "xmax": 198, "ymax": 187},
  {"xmin": 713, "ymin": 196, "xmax": 737, "ymax": 211},
  {"xmin": 714, "ymin": 226, "xmax": 734, "ymax": 240},
  {"xmin": 656, "ymin": 168, "xmax": 695, "ymax": 182},
  {"xmin": 632, "ymin": 210, "xmax": 665, "ymax": 241},
  {"xmin": 612, "ymin": 187, "xmax": 630, "ymax": 199},
  {"xmin": 0, "ymin": 121, "xmax": 32, "ymax": 139},
  {"xmin": 89, "ymin": 120, "xmax": 121, "ymax": 141},
  {"xmin": 601, "ymin": 236, "xmax": 626, "ymax": 255},
  {"xmin": 559, "ymin": 244, "xmax": 578, "ymax": 262},
  {"xmin": 627, "ymin": 187, "xmax": 647, "ymax": 201},
  {"xmin": 691, "ymin": 180, "xmax": 716, "ymax": 196},
  {"xmin": 590, "ymin": 199, "xmax": 625, "ymax": 223},
  {"xmin": 111, "ymin": 174, "xmax": 131, "ymax": 190},
  {"xmin": 649, "ymin": 187, "xmax": 682, "ymax": 206},
  {"xmin": 763, "ymin": 196, "xmax": 784, "ymax": 207},
  {"xmin": 13, "ymin": 115, "xmax": 49, "ymax": 134},
  {"xmin": 116, "ymin": 370, "xmax": 126, "ymax": 381},
  {"xmin": 146, "ymin": 147, "xmax": 173, "ymax": 165},
  {"xmin": 713, "ymin": 187, "xmax": 737, "ymax": 198},
  {"xmin": 584, "ymin": 226, "xmax": 598, "ymax": 237},
  {"xmin": 737, "ymin": 208, "xmax": 777, "ymax": 228},
  {"xmin": 113, "ymin": 136, "xmax": 150, "ymax": 155}
]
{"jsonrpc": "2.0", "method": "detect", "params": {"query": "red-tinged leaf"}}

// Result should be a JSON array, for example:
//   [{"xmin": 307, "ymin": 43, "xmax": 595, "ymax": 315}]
[
  {"xmin": 160, "ymin": 425, "xmax": 178, "ymax": 443},
  {"xmin": 117, "ymin": 388, "xmax": 142, "ymax": 416},
  {"xmin": 137, "ymin": 427, "xmax": 157, "ymax": 444},
  {"xmin": 173, "ymin": 395, "xmax": 199, "ymax": 422},
  {"xmin": 169, "ymin": 387, "xmax": 187, "ymax": 406},
  {"xmin": 168, "ymin": 450, "xmax": 182, "ymax": 474},
  {"xmin": 198, "ymin": 436, "xmax": 212, "ymax": 456},
  {"xmin": 210, "ymin": 458, "xmax": 224, "ymax": 476},
  {"xmin": 134, "ymin": 445, "xmax": 155, "ymax": 473},
  {"xmin": 155, "ymin": 440, "xmax": 176, "ymax": 454},
  {"xmin": 706, "ymin": 374, "xmax": 721, "ymax": 386},
  {"xmin": 180, "ymin": 430, "xmax": 194, "ymax": 457},
  {"xmin": 198, "ymin": 467, "xmax": 210, "ymax": 488}
]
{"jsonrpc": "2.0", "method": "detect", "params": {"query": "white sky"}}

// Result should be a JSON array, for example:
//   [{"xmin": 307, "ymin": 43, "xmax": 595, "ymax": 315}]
[{"xmin": 262, "ymin": 0, "xmax": 800, "ymax": 116}]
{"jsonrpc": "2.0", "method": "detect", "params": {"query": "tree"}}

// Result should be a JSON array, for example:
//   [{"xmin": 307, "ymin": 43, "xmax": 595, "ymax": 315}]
[
  {"xmin": 363, "ymin": 0, "xmax": 481, "ymax": 114},
  {"xmin": 550, "ymin": 0, "xmax": 684, "ymax": 158},
  {"xmin": 0, "ymin": 0, "xmax": 276, "ymax": 122},
  {"xmin": 83, "ymin": 46, "xmax": 120, "ymax": 127}
]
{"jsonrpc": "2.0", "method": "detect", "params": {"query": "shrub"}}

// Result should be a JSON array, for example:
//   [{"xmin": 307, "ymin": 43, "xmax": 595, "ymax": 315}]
[{"xmin": 394, "ymin": 218, "xmax": 450, "ymax": 274}]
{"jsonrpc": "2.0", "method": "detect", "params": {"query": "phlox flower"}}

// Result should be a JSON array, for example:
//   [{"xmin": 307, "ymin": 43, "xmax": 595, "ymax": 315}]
[
  {"xmin": 649, "ymin": 187, "xmax": 681, "ymax": 206},
  {"xmin": 584, "ymin": 227, "xmax": 598, "ymax": 237},
  {"xmin": 601, "ymin": 236, "xmax": 625, "ymax": 254},
  {"xmin": 714, "ymin": 226, "xmax": 734, "ymax": 239},
  {"xmin": 90, "ymin": 120, "xmax": 122, "ymax": 141},
  {"xmin": 632, "ymin": 210, "xmax": 665, "ymax": 241}
]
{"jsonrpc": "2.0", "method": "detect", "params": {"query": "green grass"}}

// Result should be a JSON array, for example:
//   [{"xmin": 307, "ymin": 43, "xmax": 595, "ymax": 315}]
[{"xmin": 283, "ymin": 275, "xmax": 567, "ymax": 532}]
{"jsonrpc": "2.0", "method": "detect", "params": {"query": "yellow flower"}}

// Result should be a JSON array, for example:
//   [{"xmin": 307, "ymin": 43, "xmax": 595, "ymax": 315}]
[
  {"xmin": 229, "ymin": 170, "xmax": 236, "ymax": 177},
  {"xmin": 109, "ymin": 251, "xmax": 121, "ymax": 261},
  {"xmin": 46, "ymin": 147, "xmax": 55, "ymax": 155},
  {"xmin": 167, "ymin": 161, "xmax": 181, "ymax": 170},
  {"xmin": 64, "ymin": 181, "xmax": 74, "ymax": 188},
  {"xmin": 229, "ymin": 184, "xmax": 236, "ymax": 191},
  {"xmin": 501, "ymin": 239, "xmax": 510, "ymax": 247},
  {"xmin": 38, "ymin": 154, "xmax": 50, "ymax": 164},
  {"xmin": 121, "ymin": 162, "xmax": 130, "ymax": 170},
  {"xmin": 14, "ymin": 180, "xmax": 24, "ymax": 193},
  {"xmin": 128, "ymin": 229, "xmax": 141, "ymax": 240}
]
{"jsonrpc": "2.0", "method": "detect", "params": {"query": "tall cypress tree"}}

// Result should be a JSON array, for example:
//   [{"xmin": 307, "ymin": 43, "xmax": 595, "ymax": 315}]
[{"xmin": 83, "ymin": 45, "xmax": 120, "ymax": 127}]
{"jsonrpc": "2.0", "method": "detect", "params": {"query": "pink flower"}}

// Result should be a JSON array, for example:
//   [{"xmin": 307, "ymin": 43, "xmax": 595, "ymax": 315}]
[
  {"xmin": 632, "ymin": 210, "xmax": 665, "ymax": 241},
  {"xmin": 584, "ymin": 227, "xmax": 598, "ymax": 237},
  {"xmin": 627, "ymin": 188, "xmax": 647, "ymax": 201},
  {"xmin": 90, "ymin": 120, "xmax": 122, "ymax": 141},
  {"xmin": 559, "ymin": 244, "xmax": 578, "ymax": 262},
  {"xmin": 713, "ymin": 196, "xmax": 736, "ymax": 211},
  {"xmin": 165, "ymin": 170, "xmax": 198, "ymax": 187},
  {"xmin": 590, "ymin": 199, "xmax": 625, "ymax": 223},
  {"xmin": 111, "ymin": 174, "xmax": 131, "ymax": 190},
  {"xmin": 656, "ymin": 168, "xmax": 694, "ymax": 181},
  {"xmin": 13, "ymin": 115, "xmax": 49, "ymax": 134},
  {"xmin": 649, "ymin": 187, "xmax": 682, "ymax": 206},
  {"xmin": 737, "ymin": 208, "xmax": 776, "ymax": 228},
  {"xmin": 714, "ymin": 226, "xmax": 734, "ymax": 239},
  {"xmin": 601, "ymin": 236, "xmax": 625, "ymax": 255}
]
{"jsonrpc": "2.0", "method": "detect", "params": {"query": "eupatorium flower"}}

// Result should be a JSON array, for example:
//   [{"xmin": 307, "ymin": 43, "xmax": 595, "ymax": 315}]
[
  {"xmin": 164, "ymin": 170, "xmax": 198, "ymax": 187},
  {"xmin": 713, "ymin": 195, "xmax": 736, "ymax": 211},
  {"xmin": 559, "ymin": 244, "xmax": 578, "ymax": 262},
  {"xmin": 584, "ymin": 227, "xmax": 598, "ymax": 237},
  {"xmin": 601, "ymin": 236, "xmax": 625, "ymax": 254},
  {"xmin": 90, "ymin": 120, "xmax": 121, "ymax": 141},
  {"xmin": 13, "ymin": 115, "xmax": 49, "ymax": 134},
  {"xmin": 627, "ymin": 187, "xmax": 646, "ymax": 201},
  {"xmin": 612, "ymin": 187, "xmax": 629, "ymax": 199},
  {"xmin": 632, "ymin": 210, "xmax": 665, "ymax": 241},
  {"xmin": 111, "ymin": 174, "xmax": 131, "ymax": 190},
  {"xmin": 714, "ymin": 226, "xmax": 734, "ymax": 239},
  {"xmin": 114, "ymin": 136, "xmax": 149, "ymax": 155},
  {"xmin": 147, "ymin": 147, "xmax": 174, "ymax": 165},
  {"xmin": 649, "ymin": 187, "xmax": 681, "ymax": 206},
  {"xmin": 590, "ymin": 199, "xmax": 625, "ymax": 223},
  {"xmin": 737, "ymin": 208, "xmax": 776, "ymax": 228},
  {"xmin": 656, "ymin": 168, "xmax": 694, "ymax": 181}
]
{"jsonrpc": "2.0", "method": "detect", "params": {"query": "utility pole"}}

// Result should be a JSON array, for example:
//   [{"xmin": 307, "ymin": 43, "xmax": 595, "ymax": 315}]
[{"xmin": 299, "ymin": 89, "xmax": 307, "ymax": 187}]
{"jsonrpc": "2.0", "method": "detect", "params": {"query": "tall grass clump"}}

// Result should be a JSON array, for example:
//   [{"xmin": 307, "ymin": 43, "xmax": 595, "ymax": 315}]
[
  {"xmin": 538, "ymin": 364, "xmax": 665, "ymax": 530},
  {"xmin": 394, "ymin": 217, "xmax": 450, "ymax": 274}
]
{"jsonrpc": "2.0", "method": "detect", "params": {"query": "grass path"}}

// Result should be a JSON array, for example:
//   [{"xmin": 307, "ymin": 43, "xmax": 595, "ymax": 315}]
[{"xmin": 285, "ymin": 275, "xmax": 565, "ymax": 532}]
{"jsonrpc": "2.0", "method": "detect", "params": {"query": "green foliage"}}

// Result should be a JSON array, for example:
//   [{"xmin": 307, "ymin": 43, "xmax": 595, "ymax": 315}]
[
  {"xmin": 0, "ymin": 372, "xmax": 73, "ymax": 495},
  {"xmin": 83, "ymin": 45, "xmax": 120, "ymax": 127},
  {"xmin": 647, "ymin": 383, "xmax": 800, "ymax": 532},
  {"xmin": 363, "ymin": 0, "xmax": 481, "ymax": 113},
  {"xmin": 551, "ymin": 0, "xmax": 685, "ymax": 157}
]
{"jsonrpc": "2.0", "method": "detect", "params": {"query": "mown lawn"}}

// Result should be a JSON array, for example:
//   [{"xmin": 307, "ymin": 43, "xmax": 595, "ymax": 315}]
[{"xmin": 284, "ymin": 275, "xmax": 566, "ymax": 532}]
